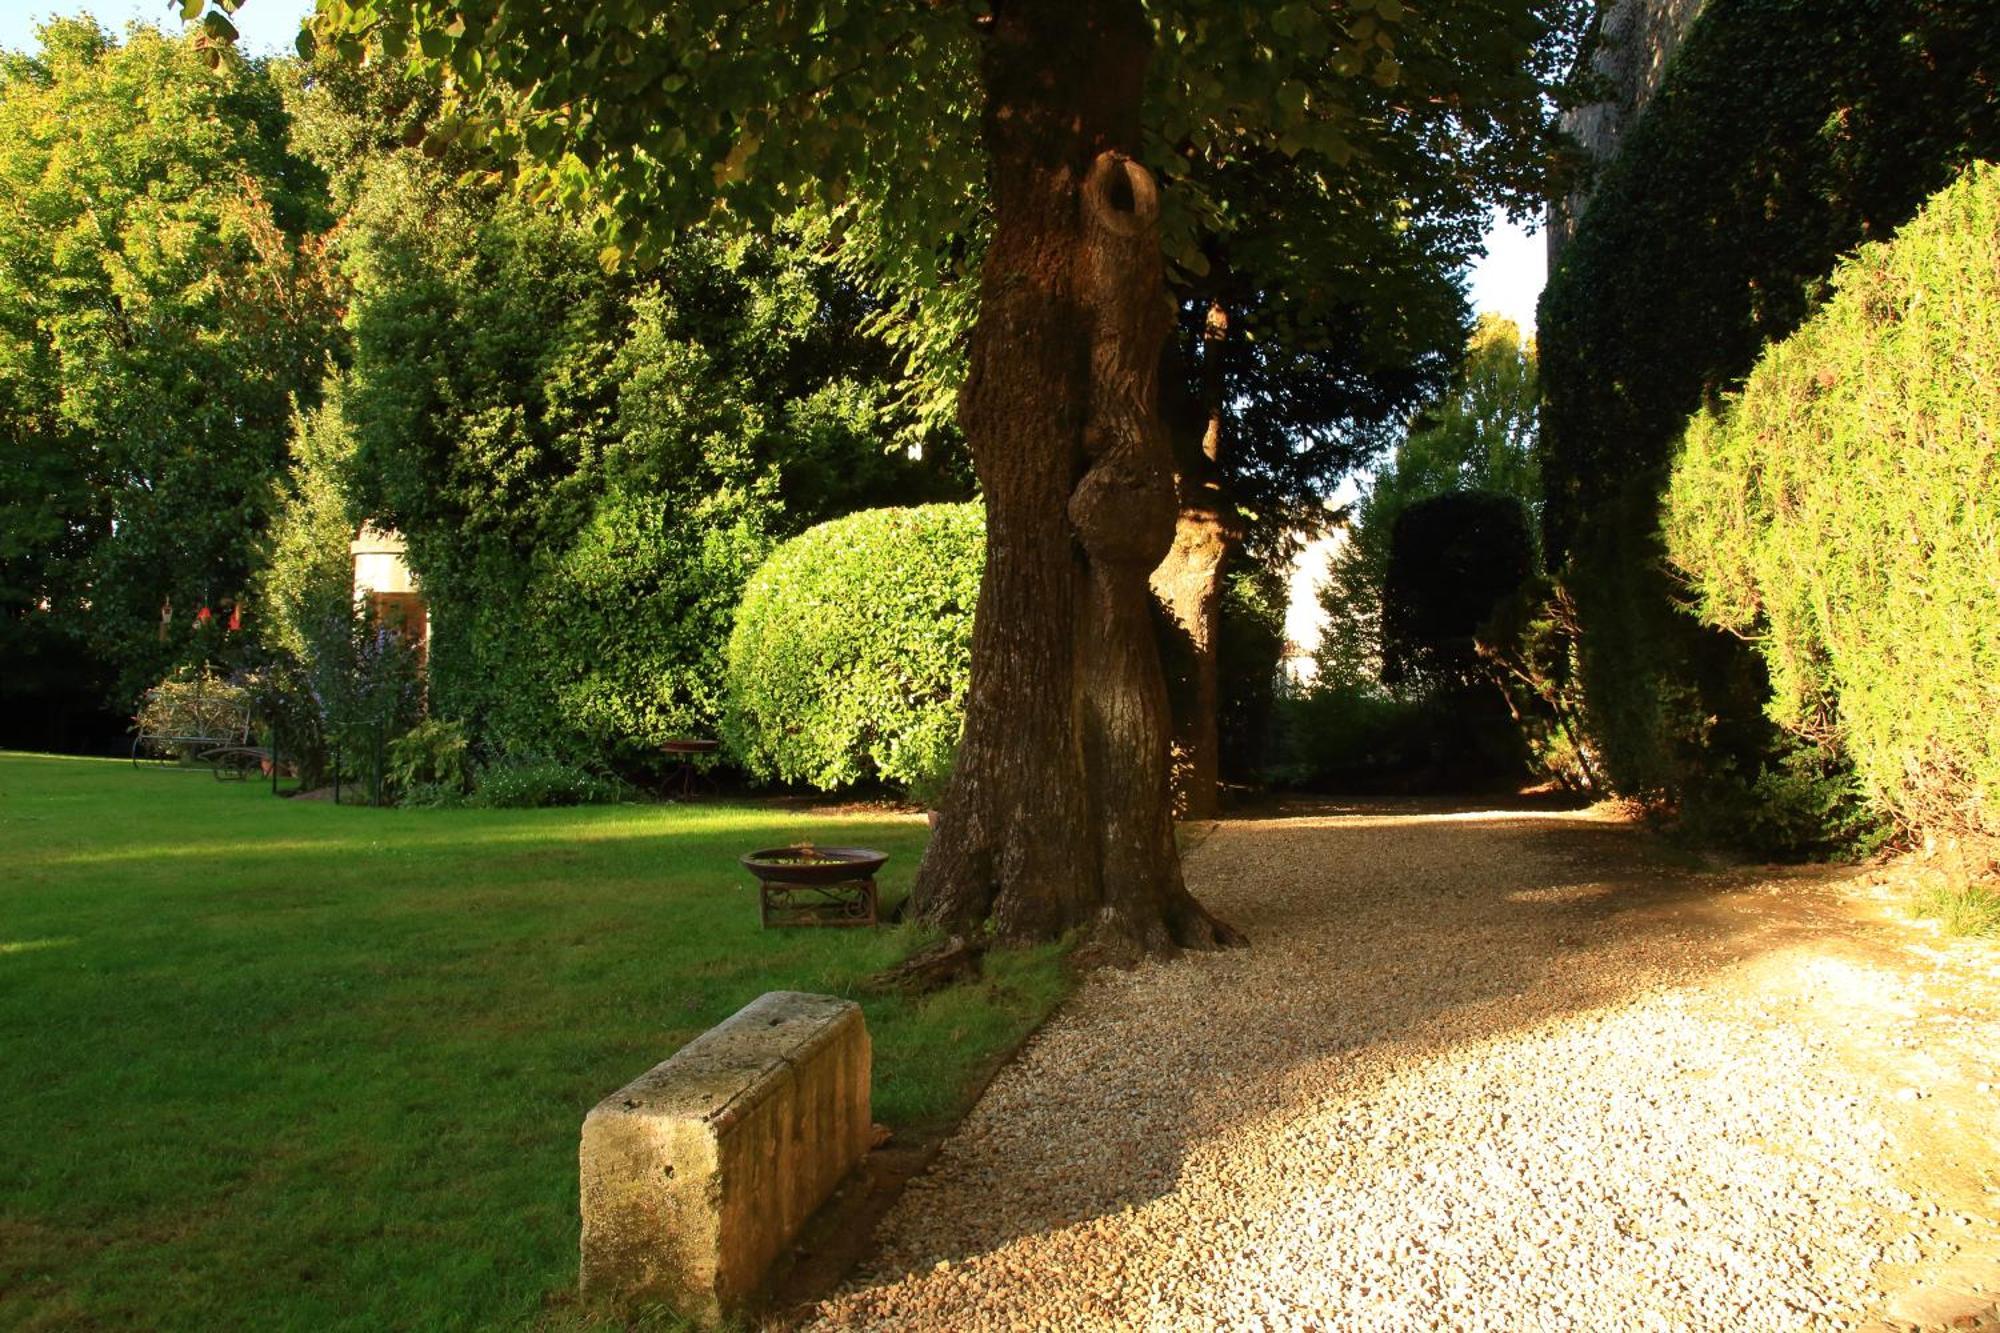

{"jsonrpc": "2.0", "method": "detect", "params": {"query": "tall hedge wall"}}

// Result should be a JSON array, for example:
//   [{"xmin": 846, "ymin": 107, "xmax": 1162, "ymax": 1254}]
[
  {"xmin": 1666, "ymin": 164, "xmax": 2000, "ymax": 840},
  {"xmin": 1538, "ymin": 0, "xmax": 2000, "ymax": 849}
]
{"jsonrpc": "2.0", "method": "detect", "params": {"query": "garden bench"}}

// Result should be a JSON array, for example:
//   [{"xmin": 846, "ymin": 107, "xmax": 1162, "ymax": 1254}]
[{"xmin": 130, "ymin": 678, "xmax": 268, "ymax": 780}]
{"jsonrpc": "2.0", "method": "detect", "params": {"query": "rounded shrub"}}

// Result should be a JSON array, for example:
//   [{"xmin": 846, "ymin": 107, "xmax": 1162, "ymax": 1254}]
[
  {"xmin": 1666, "ymin": 163, "xmax": 2000, "ymax": 840},
  {"xmin": 723, "ymin": 503, "xmax": 981, "ymax": 792}
]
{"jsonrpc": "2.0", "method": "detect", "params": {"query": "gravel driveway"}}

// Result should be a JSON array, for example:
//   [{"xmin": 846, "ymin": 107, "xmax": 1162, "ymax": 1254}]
[{"xmin": 807, "ymin": 804, "xmax": 2000, "ymax": 1332}]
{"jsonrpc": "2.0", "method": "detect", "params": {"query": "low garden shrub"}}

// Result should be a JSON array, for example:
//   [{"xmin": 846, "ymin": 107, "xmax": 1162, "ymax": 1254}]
[
  {"xmin": 469, "ymin": 759, "xmax": 624, "ymax": 809},
  {"xmin": 1666, "ymin": 163, "xmax": 2000, "ymax": 843},
  {"xmin": 388, "ymin": 718, "xmax": 470, "ymax": 801},
  {"xmin": 724, "ymin": 504, "xmax": 981, "ymax": 793}
]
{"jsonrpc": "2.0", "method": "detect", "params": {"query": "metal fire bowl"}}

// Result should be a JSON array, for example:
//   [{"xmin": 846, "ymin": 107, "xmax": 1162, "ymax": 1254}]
[{"xmin": 739, "ymin": 846, "xmax": 889, "ymax": 886}]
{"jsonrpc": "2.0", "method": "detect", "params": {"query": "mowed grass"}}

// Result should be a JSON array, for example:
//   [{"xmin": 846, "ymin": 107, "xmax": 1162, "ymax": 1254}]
[{"xmin": 0, "ymin": 753, "xmax": 1068, "ymax": 1330}]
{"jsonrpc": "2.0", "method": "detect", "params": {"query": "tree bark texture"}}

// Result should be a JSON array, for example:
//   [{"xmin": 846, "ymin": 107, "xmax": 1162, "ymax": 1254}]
[
  {"xmin": 1150, "ymin": 299, "xmax": 1237, "ymax": 820},
  {"xmin": 910, "ymin": 0, "xmax": 1242, "ymax": 958}
]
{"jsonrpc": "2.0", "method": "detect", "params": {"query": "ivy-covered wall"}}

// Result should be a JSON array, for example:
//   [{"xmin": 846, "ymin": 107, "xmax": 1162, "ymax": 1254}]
[{"xmin": 1537, "ymin": 0, "xmax": 2000, "ymax": 850}]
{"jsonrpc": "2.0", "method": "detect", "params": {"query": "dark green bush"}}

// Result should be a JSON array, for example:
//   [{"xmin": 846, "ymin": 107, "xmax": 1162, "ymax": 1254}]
[
  {"xmin": 1215, "ymin": 566, "xmax": 1291, "ymax": 785},
  {"xmin": 1381, "ymin": 490, "xmax": 1536, "ymax": 695},
  {"xmin": 1537, "ymin": 0, "xmax": 2000, "ymax": 850},
  {"xmin": 1666, "ymin": 164, "xmax": 2000, "ymax": 842},
  {"xmin": 1267, "ymin": 681, "xmax": 1526, "ymax": 793},
  {"xmin": 388, "ymin": 718, "xmax": 470, "ymax": 799},
  {"xmin": 723, "ymin": 504, "xmax": 981, "ymax": 793}
]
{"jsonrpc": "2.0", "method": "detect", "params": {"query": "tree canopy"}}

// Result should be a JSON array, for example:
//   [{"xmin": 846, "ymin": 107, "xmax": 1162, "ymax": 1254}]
[
  {"xmin": 298, "ymin": 1, "xmax": 1580, "ymax": 287},
  {"xmin": 0, "ymin": 18, "xmax": 339, "ymax": 705}
]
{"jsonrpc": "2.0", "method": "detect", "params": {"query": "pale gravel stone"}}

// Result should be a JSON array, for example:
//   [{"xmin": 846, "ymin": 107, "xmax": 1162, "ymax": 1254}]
[{"xmin": 805, "ymin": 806, "xmax": 1987, "ymax": 1332}]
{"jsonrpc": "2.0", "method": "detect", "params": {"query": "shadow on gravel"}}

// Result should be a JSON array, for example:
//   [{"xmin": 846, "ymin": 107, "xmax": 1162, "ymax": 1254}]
[
  {"xmin": 1220, "ymin": 786, "xmax": 1599, "ymax": 821},
  {"xmin": 843, "ymin": 805, "xmax": 1860, "ymax": 1285}
]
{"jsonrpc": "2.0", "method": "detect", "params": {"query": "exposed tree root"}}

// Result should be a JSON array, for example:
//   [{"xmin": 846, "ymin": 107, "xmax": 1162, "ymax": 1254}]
[{"xmin": 866, "ymin": 935, "xmax": 986, "ymax": 995}]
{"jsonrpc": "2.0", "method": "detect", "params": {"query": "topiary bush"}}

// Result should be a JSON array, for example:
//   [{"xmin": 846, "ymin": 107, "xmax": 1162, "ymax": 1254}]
[
  {"xmin": 723, "ymin": 504, "xmax": 981, "ymax": 793},
  {"xmin": 1666, "ymin": 163, "xmax": 2000, "ymax": 842},
  {"xmin": 1381, "ymin": 490, "xmax": 1537, "ymax": 696}
]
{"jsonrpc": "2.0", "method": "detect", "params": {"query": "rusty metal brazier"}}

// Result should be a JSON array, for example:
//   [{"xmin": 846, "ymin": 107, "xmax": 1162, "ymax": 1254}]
[{"xmin": 739, "ymin": 846, "xmax": 886, "ymax": 928}]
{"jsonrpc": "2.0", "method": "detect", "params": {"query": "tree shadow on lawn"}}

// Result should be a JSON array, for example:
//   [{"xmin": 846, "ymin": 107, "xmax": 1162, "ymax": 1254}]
[{"xmin": 837, "ymin": 804, "xmax": 1864, "ymax": 1285}]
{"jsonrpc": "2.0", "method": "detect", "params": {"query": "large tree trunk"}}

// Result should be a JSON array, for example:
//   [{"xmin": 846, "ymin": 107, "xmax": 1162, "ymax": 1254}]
[
  {"xmin": 1150, "ymin": 299, "xmax": 1238, "ymax": 820},
  {"xmin": 910, "ymin": 0, "xmax": 1242, "ymax": 960}
]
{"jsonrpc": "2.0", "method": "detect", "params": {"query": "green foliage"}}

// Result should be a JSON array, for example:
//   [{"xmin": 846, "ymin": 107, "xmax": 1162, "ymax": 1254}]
[
  {"xmin": 244, "ymin": 387, "xmax": 371, "ymax": 786},
  {"xmin": 468, "ymin": 759, "xmax": 623, "ymax": 809},
  {"xmin": 725, "ymin": 504, "xmax": 982, "ymax": 793},
  {"xmin": 0, "ymin": 19, "xmax": 340, "ymax": 705},
  {"xmin": 1666, "ymin": 164, "xmax": 2000, "ymax": 842},
  {"xmin": 278, "ymin": 47, "xmax": 962, "ymax": 775},
  {"xmin": 1296, "ymin": 318, "xmax": 1571, "ymax": 793},
  {"xmin": 1381, "ymin": 490, "xmax": 1536, "ymax": 695},
  {"xmin": 1680, "ymin": 744, "xmax": 1888, "ymax": 861},
  {"xmin": 1317, "ymin": 316, "xmax": 1542, "ymax": 688},
  {"xmin": 1264, "ymin": 680, "xmax": 1529, "ymax": 793},
  {"xmin": 1538, "ymin": 0, "xmax": 2000, "ymax": 847},
  {"xmin": 253, "ymin": 388, "xmax": 361, "ymax": 669},
  {"xmin": 1382, "ymin": 314, "xmax": 1542, "ymax": 513},
  {"xmin": 1477, "ymin": 577, "xmax": 1600, "ymax": 792},
  {"xmin": 0, "ymin": 753, "xmax": 1068, "ymax": 1327},
  {"xmin": 1264, "ymin": 683, "xmax": 1427, "ymax": 790},
  {"xmin": 387, "ymin": 718, "xmax": 469, "ymax": 798},
  {"xmin": 320, "ymin": 620, "xmax": 425, "ymax": 805},
  {"xmin": 297, "ymin": 0, "xmax": 1582, "ymax": 294},
  {"xmin": 902, "ymin": 740, "xmax": 960, "ymax": 812},
  {"xmin": 1915, "ymin": 883, "xmax": 2000, "ymax": 939},
  {"xmin": 289, "ymin": 0, "xmax": 1583, "ymax": 632},
  {"xmin": 1215, "ymin": 565, "xmax": 1290, "ymax": 782}
]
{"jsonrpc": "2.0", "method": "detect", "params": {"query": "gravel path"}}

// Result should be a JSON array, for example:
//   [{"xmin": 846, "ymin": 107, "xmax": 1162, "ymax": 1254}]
[{"xmin": 807, "ymin": 804, "xmax": 2000, "ymax": 1331}]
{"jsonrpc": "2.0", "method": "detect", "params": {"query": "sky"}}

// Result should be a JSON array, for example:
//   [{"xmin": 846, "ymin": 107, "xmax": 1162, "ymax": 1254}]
[
  {"xmin": 1470, "ymin": 210, "xmax": 1545, "ymax": 335},
  {"xmin": 2, "ymin": 0, "xmax": 317, "ymax": 54}
]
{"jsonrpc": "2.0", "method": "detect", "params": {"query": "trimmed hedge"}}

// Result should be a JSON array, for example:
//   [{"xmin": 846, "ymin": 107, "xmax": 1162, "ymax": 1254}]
[
  {"xmin": 1666, "ymin": 164, "xmax": 2000, "ymax": 839},
  {"xmin": 723, "ymin": 504, "xmax": 981, "ymax": 792},
  {"xmin": 1537, "ymin": 0, "xmax": 2000, "ymax": 850},
  {"xmin": 1382, "ymin": 490, "xmax": 1536, "ymax": 695}
]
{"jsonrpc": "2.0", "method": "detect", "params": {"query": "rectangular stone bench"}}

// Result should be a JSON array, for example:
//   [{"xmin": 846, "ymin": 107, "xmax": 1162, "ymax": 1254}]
[{"xmin": 579, "ymin": 991, "xmax": 871, "ymax": 1324}]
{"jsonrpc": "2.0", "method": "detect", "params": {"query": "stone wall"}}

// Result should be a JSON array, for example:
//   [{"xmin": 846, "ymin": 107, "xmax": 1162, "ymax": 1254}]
[{"xmin": 1548, "ymin": 0, "xmax": 1710, "ymax": 263}]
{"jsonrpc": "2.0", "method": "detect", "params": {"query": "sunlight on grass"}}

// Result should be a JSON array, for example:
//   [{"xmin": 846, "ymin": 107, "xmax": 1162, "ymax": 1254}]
[
  {"xmin": 0, "ymin": 751, "xmax": 1069, "ymax": 1330},
  {"xmin": 0, "ymin": 936, "xmax": 76, "ymax": 955},
  {"xmin": 45, "ymin": 803, "xmax": 922, "ymax": 867},
  {"xmin": 1916, "ymin": 882, "xmax": 2000, "ymax": 937}
]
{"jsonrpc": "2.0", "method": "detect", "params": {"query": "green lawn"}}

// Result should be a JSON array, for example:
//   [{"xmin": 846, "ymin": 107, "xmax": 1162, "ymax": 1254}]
[{"xmin": 0, "ymin": 753, "xmax": 1066, "ymax": 1330}]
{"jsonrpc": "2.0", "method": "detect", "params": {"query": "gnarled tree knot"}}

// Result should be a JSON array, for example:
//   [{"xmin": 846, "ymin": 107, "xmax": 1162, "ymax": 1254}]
[{"xmin": 1083, "ymin": 151, "xmax": 1159, "ymax": 236}]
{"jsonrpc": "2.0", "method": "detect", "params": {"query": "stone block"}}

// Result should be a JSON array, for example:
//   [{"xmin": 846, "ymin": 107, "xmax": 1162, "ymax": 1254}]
[{"xmin": 579, "ymin": 991, "xmax": 871, "ymax": 1323}]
